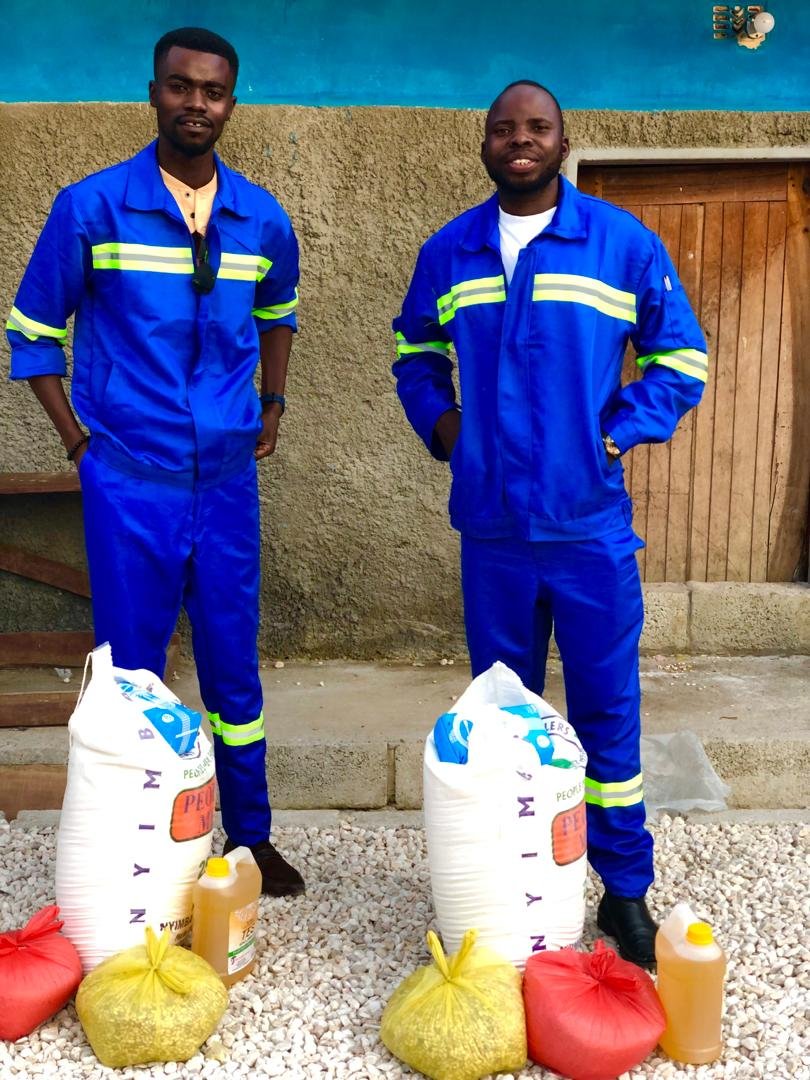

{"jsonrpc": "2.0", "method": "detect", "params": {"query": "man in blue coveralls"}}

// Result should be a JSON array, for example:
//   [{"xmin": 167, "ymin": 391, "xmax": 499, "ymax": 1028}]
[
  {"xmin": 392, "ymin": 81, "xmax": 708, "ymax": 966},
  {"xmin": 7, "ymin": 27, "xmax": 304, "ymax": 896}
]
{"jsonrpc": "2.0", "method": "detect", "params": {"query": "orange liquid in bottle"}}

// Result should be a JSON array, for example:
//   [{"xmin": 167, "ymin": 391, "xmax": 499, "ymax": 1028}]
[
  {"xmin": 191, "ymin": 849, "xmax": 262, "ymax": 988},
  {"xmin": 656, "ymin": 916, "xmax": 726, "ymax": 1065}
]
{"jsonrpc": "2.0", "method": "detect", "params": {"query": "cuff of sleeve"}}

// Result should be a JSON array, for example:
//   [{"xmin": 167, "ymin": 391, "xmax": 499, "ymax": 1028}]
[
  {"xmin": 254, "ymin": 314, "xmax": 297, "ymax": 334},
  {"xmin": 603, "ymin": 417, "xmax": 642, "ymax": 456},
  {"xmin": 8, "ymin": 341, "xmax": 68, "ymax": 379}
]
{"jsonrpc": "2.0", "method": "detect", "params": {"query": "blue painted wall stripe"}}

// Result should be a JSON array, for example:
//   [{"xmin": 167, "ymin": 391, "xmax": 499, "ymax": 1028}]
[{"xmin": 3, "ymin": 0, "xmax": 808, "ymax": 110}]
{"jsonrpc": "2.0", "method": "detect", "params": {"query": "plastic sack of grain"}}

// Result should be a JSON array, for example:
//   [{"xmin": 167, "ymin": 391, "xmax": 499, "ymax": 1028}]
[
  {"xmin": 76, "ymin": 927, "xmax": 228, "ymax": 1067},
  {"xmin": 56, "ymin": 643, "xmax": 215, "ymax": 971},
  {"xmin": 425, "ymin": 661, "xmax": 588, "ymax": 967},
  {"xmin": 380, "ymin": 929, "xmax": 526, "ymax": 1080}
]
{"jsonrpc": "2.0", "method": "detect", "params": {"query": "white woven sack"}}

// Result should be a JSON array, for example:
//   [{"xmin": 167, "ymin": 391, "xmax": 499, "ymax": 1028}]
[
  {"xmin": 424, "ymin": 661, "xmax": 588, "ymax": 968},
  {"xmin": 55, "ymin": 643, "xmax": 215, "ymax": 971}
]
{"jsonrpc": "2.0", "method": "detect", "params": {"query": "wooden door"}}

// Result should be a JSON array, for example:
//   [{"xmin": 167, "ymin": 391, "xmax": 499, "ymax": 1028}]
[{"xmin": 578, "ymin": 162, "xmax": 810, "ymax": 583}]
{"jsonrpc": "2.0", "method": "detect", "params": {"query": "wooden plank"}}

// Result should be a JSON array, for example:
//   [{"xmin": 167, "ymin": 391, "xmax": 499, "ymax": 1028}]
[
  {"xmin": 0, "ymin": 631, "xmax": 96, "ymax": 667},
  {"xmin": 707, "ymin": 202, "xmax": 745, "ymax": 580},
  {"xmin": 768, "ymin": 166, "xmax": 810, "ymax": 580},
  {"xmin": 0, "ymin": 765, "xmax": 67, "ymax": 819},
  {"xmin": 750, "ymin": 202, "xmax": 787, "ymax": 581},
  {"xmin": 0, "ymin": 544, "xmax": 90, "ymax": 597},
  {"xmin": 727, "ymin": 202, "xmax": 770, "ymax": 580},
  {"xmin": 666, "ymin": 202, "xmax": 703, "ymax": 582},
  {"xmin": 689, "ymin": 201, "xmax": 724, "ymax": 581},
  {"xmin": 0, "ymin": 473, "xmax": 80, "ymax": 495},
  {"xmin": 596, "ymin": 163, "xmax": 787, "ymax": 207},
  {"xmin": 0, "ymin": 691, "xmax": 76, "ymax": 727}
]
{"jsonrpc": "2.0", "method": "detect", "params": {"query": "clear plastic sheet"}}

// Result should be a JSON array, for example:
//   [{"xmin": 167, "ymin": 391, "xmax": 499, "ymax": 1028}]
[{"xmin": 641, "ymin": 732, "xmax": 731, "ymax": 817}]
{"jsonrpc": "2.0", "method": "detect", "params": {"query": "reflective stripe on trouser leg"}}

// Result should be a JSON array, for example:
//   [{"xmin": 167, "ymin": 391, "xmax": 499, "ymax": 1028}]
[
  {"xmin": 547, "ymin": 526, "xmax": 653, "ymax": 897},
  {"xmin": 79, "ymin": 448, "xmax": 192, "ymax": 677},
  {"xmin": 183, "ymin": 461, "xmax": 271, "ymax": 846}
]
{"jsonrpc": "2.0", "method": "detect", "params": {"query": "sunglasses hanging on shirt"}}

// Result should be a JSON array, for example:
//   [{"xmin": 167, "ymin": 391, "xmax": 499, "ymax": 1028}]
[{"xmin": 191, "ymin": 232, "xmax": 216, "ymax": 294}]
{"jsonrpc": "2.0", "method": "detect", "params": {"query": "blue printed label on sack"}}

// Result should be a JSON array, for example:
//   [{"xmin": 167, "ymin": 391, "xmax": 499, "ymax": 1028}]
[{"xmin": 116, "ymin": 681, "xmax": 202, "ymax": 756}]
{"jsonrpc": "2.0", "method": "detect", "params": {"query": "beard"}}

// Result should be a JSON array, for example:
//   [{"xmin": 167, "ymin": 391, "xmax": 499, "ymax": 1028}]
[
  {"xmin": 160, "ymin": 119, "xmax": 218, "ymax": 158},
  {"xmin": 483, "ymin": 152, "xmax": 563, "ymax": 198}
]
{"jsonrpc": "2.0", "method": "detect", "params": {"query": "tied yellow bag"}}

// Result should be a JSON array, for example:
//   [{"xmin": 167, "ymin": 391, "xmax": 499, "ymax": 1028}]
[
  {"xmin": 380, "ymin": 928, "xmax": 527, "ymax": 1080},
  {"xmin": 76, "ymin": 927, "xmax": 228, "ymax": 1067}
]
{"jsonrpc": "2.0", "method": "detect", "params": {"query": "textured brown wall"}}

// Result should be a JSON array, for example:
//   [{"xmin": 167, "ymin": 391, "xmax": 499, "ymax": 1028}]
[{"xmin": 2, "ymin": 104, "xmax": 809, "ymax": 656}]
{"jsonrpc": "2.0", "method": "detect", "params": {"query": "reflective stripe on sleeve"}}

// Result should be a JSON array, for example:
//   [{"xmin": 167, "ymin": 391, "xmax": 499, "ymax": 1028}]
[
  {"xmin": 437, "ymin": 275, "xmax": 507, "ymax": 326},
  {"xmin": 394, "ymin": 331, "xmax": 451, "ymax": 358},
  {"xmin": 253, "ymin": 287, "xmax": 299, "ymax": 320},
  {"xmin": 637, "ymin": 348, "xmax": 709, "ymax": 383},
  {"xmin": 532, "ymin": 273, "xmax": 637, "ymax": 324},
  {"xmin": 208, "ymin": 711, "xmax": 266, "ymax": 747},
  {"xmin": 91, "ymin": 242, "xmax": 194, "ymax": 274},
  {"xmin": 584, "ymin": 772, "xmax": 644, "ymax": 808},
  {"xmin": 219, "ymin": 252, "xmax": 273, "ymax": 282},
  {"xmin": 6, "ymin": 306, "xmax": 68, "ymax": 344}
]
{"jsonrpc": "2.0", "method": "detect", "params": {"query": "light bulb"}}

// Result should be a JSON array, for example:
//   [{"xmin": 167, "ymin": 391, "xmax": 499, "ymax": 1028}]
[{"xmin": 751, "ymin": 11, "xmax": 775, "ymax": 34}]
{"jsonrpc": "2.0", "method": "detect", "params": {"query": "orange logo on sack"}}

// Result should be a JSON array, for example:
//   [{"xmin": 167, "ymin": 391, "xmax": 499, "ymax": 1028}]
[
  {"xmin": 551, "ymin": 800, "xmax": 587, "ymax": 865},
  {"xmin": 170, "ymin": 778, "xmax": 216, "ymax": 841}
]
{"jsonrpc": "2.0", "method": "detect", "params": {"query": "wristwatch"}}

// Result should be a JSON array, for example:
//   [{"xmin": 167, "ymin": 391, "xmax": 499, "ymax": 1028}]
[{"xmin": 602, "ymin": 433, "xmax": 622, "ymax": 460}]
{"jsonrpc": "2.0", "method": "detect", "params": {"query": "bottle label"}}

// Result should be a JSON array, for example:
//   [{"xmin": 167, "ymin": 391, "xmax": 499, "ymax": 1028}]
[{"xmin": 228, "ymin": 900, "xmax": 259, "ymax": 975}]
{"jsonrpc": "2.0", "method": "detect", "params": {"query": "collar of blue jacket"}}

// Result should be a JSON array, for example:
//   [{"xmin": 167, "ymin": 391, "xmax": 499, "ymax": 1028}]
[
  {"xmin": 460, "ymin": 176, "xmax": 588, "ymax": 254},
  {"xmin": 124, "ymin": 140, "xmax": 252, "ymax": 221}
]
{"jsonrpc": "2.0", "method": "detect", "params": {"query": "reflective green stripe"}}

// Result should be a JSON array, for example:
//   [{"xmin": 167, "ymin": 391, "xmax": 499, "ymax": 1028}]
[
  {"xmin": 5, "ymin": 306, "xmax": 68, "ymax": 344},
  {"xmin": 92, "ymin": 242, "xmax": 193, "ymax": 274},
  {"xmin": 532, "ymin": 273, "xmax": 637, "ymax": 324},
  {"xmin": 208, "ymin": 711, "xmax": 265, "ymax": 747},
  {"xmin": 584, "ymin": 773, "xmax": 644, "ymax": 808},
  {"xmin": 437, "ymin": 276, "xmax": 506, "ymax": 326},
  {"xmin": 253, "ymin": 287, "xmax": 299, "ymax": 320},
  {"xmin": 394, "ymin": 331, "xmax": 450, "ymax": 358},
  {"xmin": 638, "ymin": 348, "xmax": 709, "ymax": 384},
  {"xmin": 219, "ymin": 252, "xmax": 272, "ymax": 282}
]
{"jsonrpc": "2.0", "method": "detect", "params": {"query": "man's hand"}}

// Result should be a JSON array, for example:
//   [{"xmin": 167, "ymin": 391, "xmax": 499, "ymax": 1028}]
[
  {"xmin": 73, "ymin": 440, "xmax": 90, "ymax": 469},
  {"xmin": 434, "ymin": 408, "xmax": 461, "ymax": 459},
  {"xmin": 255, "ymin": 404, "xmax": 282, "ymax": 460}
]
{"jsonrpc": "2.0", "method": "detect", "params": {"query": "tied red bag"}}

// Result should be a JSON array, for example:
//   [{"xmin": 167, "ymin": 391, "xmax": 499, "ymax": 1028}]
[
  {"xmin": 0, "ymin": 906, "xmax": 83, "ymax": 1041},
  {"xmin": 524, "ymin": 939, "xmax": 666, "ymax": 1080}
]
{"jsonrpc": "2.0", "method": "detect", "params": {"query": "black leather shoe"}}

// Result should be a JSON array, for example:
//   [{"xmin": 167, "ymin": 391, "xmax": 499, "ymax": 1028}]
[
  {"xmin": 223, "ymin": 838, "xmax": 306, "ymax": 898},
  {"xmin": 596, "ymin": 891, "xmax": 658, "ymax": 968}
]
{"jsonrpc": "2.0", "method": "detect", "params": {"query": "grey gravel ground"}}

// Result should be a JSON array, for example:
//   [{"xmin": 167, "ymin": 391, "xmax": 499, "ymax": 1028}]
[{"xmin": 0, "ymin": 816, "xmax": 807, "ymax": 1079}]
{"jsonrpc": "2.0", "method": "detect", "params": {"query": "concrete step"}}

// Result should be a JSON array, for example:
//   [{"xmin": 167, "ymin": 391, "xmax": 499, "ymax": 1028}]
[{"xmin": 0, "ymin": 656, "xmax": 808, "ymax": 817}]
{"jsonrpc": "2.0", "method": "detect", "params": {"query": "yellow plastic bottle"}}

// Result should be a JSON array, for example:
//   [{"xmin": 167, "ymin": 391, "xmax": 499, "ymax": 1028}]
[
  {"xmin": 655, "ymin": 902, "xmax": 726, "ymax": 1065},
  {"xmin": 191, "ymin": 848, "xmax": 262, "ymax": 987}
]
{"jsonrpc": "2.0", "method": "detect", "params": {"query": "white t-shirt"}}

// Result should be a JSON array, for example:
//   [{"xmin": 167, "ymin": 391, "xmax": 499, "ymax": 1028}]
[{"xmin": 498, "ymin": 206, "xmax": 556, "ymax": 284}]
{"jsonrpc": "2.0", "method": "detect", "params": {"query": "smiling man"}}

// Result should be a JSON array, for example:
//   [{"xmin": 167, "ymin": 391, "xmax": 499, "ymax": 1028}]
[
  {"xmin": 392, "ymin": 81, "xmax": 708, "ymax": 966},
  {"xmin": 7, "ymin": 27, "xmax": 304, "ymax": 896}
]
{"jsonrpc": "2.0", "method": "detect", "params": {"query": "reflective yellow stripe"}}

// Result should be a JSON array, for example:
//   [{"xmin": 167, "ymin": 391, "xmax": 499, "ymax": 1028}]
[
  {"xmin": 584, "ymin": 773, "xmax": 644, "ymax": 808},
  {"xmin": 253, "ymin": 287, "xmax": 299, "ymax": 320},
  {"xmin": 394, "ymin": 331, "xmax": 450, "ymax": 358},
  {"xmin": 92, "ymin": 242, "xmax": 193, "ymax": 274},
  {"xmin": 219, "ymin": 252, "xmax": 273, "ymax": 282},
  {"xmin": 208, "ymin": 711, "xmax": 265, "ymax": 747},
  {"xmin": 638, "ymin": 348, "xmax": 709, "ymax": 384},
  {"xmin": 6, "ymin": 306, "xmax": 68, "ymax": 344},
  {"xmin": 533, "ymin": 273, "xmax": 637, "ymax": 324},
  {"xmin": 437, "ymin": 275, "xmax": 506, "ymax": 326}
]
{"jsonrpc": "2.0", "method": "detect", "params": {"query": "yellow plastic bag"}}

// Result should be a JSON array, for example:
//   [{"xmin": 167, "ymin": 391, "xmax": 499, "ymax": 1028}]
[
  {"xmin": 380, "ymin": 928, "xmax": 527, "ymax": 1080},
  {"xmin": 76, "ymin": 927, "xmax": 228, "ymax": 1067}
]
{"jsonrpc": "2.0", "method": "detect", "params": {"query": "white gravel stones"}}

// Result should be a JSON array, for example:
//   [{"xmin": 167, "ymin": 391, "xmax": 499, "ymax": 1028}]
[{"xmin": 0, "ymin": 817, "xmax": 807, "ymax": 1078}]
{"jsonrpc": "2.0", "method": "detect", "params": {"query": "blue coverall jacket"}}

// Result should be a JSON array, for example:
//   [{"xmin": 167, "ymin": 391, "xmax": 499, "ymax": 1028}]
[{"xmin": 392, "ymin": 176, "xmax": 708, "ymax": 541}]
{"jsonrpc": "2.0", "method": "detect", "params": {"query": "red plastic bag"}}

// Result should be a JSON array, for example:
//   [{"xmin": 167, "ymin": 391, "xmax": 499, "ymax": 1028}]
[
  {"xmin": 0, "ymin": 906, "xmax": 83, "ymax": 1040},
  {"xmin": 523, "ymin": 939, "xmax": 666, "ymax": 1080}
]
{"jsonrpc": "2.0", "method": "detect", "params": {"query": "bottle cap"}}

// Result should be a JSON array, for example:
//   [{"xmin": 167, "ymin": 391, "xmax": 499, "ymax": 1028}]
[
  {"xmin": 686, "ymin": 921, "xmax": 714, "ymax": 945},
  {"xmin": 206, "ymin": 857, "xmax": 231, "ymax": 878}
]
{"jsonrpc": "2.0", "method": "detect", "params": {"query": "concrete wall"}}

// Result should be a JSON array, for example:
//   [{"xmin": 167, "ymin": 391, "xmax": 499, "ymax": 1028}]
[{"xmin": 2, "ymin": 104, "xmax": 810, "ymax": 656}]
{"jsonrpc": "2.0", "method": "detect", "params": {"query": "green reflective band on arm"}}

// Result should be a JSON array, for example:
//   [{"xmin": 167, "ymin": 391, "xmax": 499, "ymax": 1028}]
[
  {"xmin": 207, "ymin": 711, "xmax": 265, "ymax": 747},
  {"xmin": 219, "ymin": 252, "xmax": 273, "ymax": 282},
  {"xmin": 437, "ymin": 275, "xmax": 507, "ymax": 326},
  {"xmin": 6, "ymin": 306, "xmax": 68, "ymax": 344},
  {"xmin": 533, "ymin": 274, "xmax": 637, "ymax": 324},
  {"xmin": 637, "ymin": 348, "xmax": 709, "ymax": 383},
  {"xmin": 253, "ymin": 287, "xmax": 299, "ymax": 321},
  {"xmin": 91, "ymin": 242, "xmax": 194, "ymax": 274},
  {"xmin": 394, "ymin": 331, "xmax": 450, "ymax": 358},
  {"xmin": 584, "ymin": 772, "xmax": 644, "ymax": 809}
]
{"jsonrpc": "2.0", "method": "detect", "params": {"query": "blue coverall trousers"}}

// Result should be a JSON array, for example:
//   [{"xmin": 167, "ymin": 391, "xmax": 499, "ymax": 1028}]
[
  {"xmin": 79, "ymin": 448, "xmax": 271, "ymax": 846},
  {"xmin": 460, "ymin": 526, "xmax": 654, "ymax": 898}
]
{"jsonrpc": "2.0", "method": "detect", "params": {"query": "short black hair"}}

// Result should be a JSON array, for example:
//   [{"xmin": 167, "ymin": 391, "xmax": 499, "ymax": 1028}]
[
  {"xmin": 154, "ymin": 27, "xmax": 239, "ymax": 86},
  {"xmin": 488, "ymin": 80, "xmax": 563, "ymax": 128}
]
